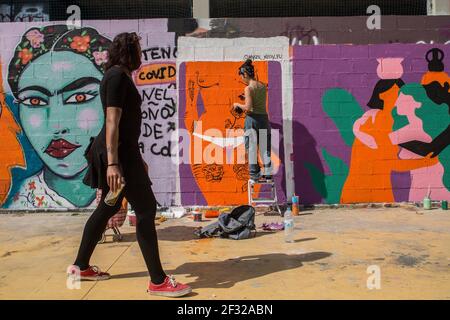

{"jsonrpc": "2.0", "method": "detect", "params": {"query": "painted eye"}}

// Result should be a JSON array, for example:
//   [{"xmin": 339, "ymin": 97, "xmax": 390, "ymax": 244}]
[
  {"xmin": 21, "ymin": 97, "xmax": 48, "ymax": 107},
  {"xmin": 65, "ymin": 93, "xmax": 96, "ymax": 104}
]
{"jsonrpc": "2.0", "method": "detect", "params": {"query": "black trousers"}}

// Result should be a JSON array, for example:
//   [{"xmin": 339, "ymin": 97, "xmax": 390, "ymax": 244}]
[{"xmin": 74, "ymin": 149, "xmax": 166, "ymax": 284}]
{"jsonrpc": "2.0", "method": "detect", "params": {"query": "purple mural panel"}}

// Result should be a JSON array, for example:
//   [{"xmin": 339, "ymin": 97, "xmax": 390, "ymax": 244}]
[{"xmin": 293, "ymin": 44, "xmax": 450, "ymax": 204}]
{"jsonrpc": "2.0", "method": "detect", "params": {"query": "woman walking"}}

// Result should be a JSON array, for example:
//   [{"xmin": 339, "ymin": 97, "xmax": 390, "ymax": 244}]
[
  {"xmin": 68, "ymin": 32, "xmax": 191, "ymax": 297},
  {"xmin": 233, "ymin": 59, "xmax": 272, "ymax": 182}
]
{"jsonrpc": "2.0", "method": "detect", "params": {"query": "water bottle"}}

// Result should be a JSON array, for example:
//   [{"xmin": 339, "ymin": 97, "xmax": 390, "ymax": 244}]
[{"xmin": 284, "ymin": 207, "xmax": 295, "ymax": 243}]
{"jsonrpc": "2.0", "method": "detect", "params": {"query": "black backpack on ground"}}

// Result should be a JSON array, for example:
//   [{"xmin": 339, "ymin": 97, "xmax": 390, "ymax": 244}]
[{"xmin": 194, "ymin": 205, "xmax": 256, "ymax": 240}]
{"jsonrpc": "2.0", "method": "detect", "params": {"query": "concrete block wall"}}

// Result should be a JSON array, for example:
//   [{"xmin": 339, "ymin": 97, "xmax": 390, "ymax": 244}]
[{"xmin": 0, "ymin": 16, "xmax": 449, "ymax": 210}]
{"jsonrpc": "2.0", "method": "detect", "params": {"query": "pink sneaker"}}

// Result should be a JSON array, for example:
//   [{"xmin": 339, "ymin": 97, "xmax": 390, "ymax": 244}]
[
  {"xmin": 147, "ymin": 275, "xmax": 192, "ymax": 297},
  {"xmin": 67, "ymin": 265, "xmax": 111, "ymax": 281}
]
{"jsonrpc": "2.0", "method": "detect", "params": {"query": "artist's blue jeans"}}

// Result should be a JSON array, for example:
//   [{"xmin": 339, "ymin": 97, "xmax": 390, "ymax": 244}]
[{"xmin": 244, "ymin": 113, "xmax": 272, "ymax": 178}]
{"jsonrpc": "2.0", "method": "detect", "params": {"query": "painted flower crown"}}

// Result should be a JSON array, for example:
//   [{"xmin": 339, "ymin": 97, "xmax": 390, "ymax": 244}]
[{"xmin": 8, "ymin": 25, "xmax": 112, "ymax": 97}]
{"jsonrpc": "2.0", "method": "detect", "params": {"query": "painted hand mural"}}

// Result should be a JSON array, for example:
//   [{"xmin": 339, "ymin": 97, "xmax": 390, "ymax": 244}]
[{"xmin": 5, "ymin": 25, "xmax": 111, "ymax": 209}]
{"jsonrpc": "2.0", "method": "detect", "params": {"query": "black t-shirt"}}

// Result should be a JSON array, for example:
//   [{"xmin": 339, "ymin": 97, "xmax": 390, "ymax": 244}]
[{"xmin": 98, "ymin": 66, "xmax": 142, "ymax": 153}]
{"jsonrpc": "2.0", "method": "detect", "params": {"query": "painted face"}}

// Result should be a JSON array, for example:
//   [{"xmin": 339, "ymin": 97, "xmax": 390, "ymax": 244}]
[
  {"xmin": 17, "ymin": 51, "xmax": 104, "ymax": 178},
  {"xmin": 396, "ymin": 92, "xmax": 421, "ymax": 116}
]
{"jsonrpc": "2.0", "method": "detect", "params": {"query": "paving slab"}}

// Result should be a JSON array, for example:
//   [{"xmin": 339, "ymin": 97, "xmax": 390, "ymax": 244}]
[{"xmin": 0, "ymin": 208, "xmax": 449, "ymax": 299}]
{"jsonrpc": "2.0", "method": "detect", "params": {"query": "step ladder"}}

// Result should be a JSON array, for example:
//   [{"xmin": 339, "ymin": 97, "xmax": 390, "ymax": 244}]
[{"xmin": 248, "ymin": 178, "xmax": 282, "ymax": 216}]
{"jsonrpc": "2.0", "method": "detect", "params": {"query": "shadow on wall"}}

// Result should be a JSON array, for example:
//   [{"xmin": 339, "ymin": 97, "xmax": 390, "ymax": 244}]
[
  {"xmin": 292, "ymin": 121, "xmax": 325, "ymax": 204},
  {"xmin": 111, "ymin": 252, "xmax": 332, "ymax": 289}
]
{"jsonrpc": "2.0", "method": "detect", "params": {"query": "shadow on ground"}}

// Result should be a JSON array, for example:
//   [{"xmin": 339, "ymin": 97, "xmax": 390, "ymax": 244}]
[{"xmin": 111, "ymin": 252, "xmax": 331, "ymax": 289}]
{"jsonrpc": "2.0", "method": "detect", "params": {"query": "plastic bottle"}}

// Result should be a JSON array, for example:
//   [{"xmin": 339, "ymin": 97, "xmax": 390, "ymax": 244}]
[{"xmin": 284, "ymin": 207, "xmax": 294, "ymax": 243}]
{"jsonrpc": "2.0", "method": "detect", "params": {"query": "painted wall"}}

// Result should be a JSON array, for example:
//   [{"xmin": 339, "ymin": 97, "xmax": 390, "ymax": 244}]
[
  {"xmin": 0, "ymin": 17, "xmax": 449, "ymax": 210},
  {"xmin": 0, "ymin": 19, "xmax": 177, "ymax": 209},
  {"xmin": 293, "ymin": 44, "xmax": 450, "ymax": 204}
]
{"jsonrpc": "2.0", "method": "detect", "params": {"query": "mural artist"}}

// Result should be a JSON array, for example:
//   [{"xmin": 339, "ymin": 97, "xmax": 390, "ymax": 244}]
[
  {"xmin": 233, "ymin": 59, "xmax": 273, "ymax": 182},
  {"xmin": 69, "ymin": 32, "xmax": 192, "ymax": 298}
]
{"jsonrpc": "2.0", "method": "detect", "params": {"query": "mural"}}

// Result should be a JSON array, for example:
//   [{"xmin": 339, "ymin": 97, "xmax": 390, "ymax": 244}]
[
  {"xmin": 5, "ymin": 25, "xmax": 110, "ymax": 209},
  {"xmin": 0, "ymin": 18, "xmax": 449, "ymax": 210},
  {"xmin": 135, "ymin": 42, "xmax": 178, "ymax": 206},
  {"xmin": 0, "ymin": 20, "xmax": 177, "ymax": 209},
  {"xmin": 296, "ymin": 44, "xmax": 450, "ymax": 204},
  {"xmin": 0, "ymin": 60, "xmax": 26, "ymax": 206},
  {"xmin": 178, "ymin": 61, "xmax": 284, "ymax": 206}
]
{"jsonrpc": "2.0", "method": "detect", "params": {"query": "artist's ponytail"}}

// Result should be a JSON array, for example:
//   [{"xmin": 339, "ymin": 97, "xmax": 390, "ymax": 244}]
[{"xmin": 239, "ymin": 59, "xmax": 255, "ymax": 78}]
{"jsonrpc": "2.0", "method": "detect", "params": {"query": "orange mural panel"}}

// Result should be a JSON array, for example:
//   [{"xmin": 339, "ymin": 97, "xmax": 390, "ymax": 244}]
[
  {"xmin": 184, "ymin": 61, "xmax": 279, "ymax": 205},
  {"xmin": 0, "ymin": 61, "xmax": 26, "ymax": 205}
]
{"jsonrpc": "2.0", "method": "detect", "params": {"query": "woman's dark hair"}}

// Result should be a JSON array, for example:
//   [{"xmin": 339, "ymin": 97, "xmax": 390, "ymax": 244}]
[
  {"xmin": 105, "ymin": 32, "xmax": 141, "ymax": 72},
  {"xmin": 424, "ymin": 81, "xmax": 450, "ymax": 112},
  {"xmin": 367, "ymin": 78, "xmax": 405, "ymax": 109},
  {"xmin": 8, "ymin": 25, "xmax": 111, "ymax": 98},
  {"xmin": 238, "ymin": 59, "xmax": 255, "ymax": 79}
]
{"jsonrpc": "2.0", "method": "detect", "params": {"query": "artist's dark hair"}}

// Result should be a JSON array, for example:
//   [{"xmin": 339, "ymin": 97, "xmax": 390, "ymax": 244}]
[
  {"xmin": 238, "ymin": 59, "xmax": 255, "ymax": 79},
  {"xmin": 424, "ymin": 81, "xmax": 450, "ymax": 113},
  {"xmin": 105, "ymin": 32, "xmax": 141, "ymax": 72},
  {"xmin": 8, "ymin": 25, "xmax": 111, "ymax": 98},
  {"xmin": 367, "ymin": 79, "xmax": 405, "ymax": 109}
]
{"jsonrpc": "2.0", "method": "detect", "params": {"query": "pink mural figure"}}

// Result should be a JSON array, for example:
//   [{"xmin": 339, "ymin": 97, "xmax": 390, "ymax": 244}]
[
  {"xmin": 342, "ymin": 57, "xmax": 438, "ymax": 203},
  {"xmin": 354, "ymin": 58, "xmax": 405, "ymax": 150},
  {"xmin": 389, "ymin": 92, "xmax": 450, "ymax": 201}
]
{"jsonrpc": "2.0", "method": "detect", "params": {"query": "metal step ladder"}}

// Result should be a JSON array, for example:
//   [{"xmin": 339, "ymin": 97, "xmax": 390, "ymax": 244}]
[{"xmin": 248, "ymin": 178, "xmax": 282, "ymax": 216}]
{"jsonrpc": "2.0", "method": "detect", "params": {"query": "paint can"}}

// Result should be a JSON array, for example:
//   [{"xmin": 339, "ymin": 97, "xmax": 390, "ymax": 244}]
[
  {"xmin": 292, "ymin": 195, "xmax": 299, "ymax": 216},
  {"xmin": 442, "ymin": 200, "xmax": 448, "ymax": 210},
  {"xmin": 192, "ymin": 209, "xmax": 202, "ymax": 222},
  {"xmin": 423, "ymin": 196, "xmax": 432, "ymax": 210},
  {"xmin": 193, "ymin": 213, "xmax": 202, "ymax": 222}
]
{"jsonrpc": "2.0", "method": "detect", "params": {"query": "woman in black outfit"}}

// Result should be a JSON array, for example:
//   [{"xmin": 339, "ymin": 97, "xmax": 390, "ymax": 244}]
[{"xmin": 68, "ymin": 32, "xmax": 191, "ymax": 298}]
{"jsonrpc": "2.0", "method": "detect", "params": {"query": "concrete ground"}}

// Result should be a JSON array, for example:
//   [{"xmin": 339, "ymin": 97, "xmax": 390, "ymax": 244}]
[{"xmin": 0, "ymin": 207, "xmax": 449, "ymax": 300}]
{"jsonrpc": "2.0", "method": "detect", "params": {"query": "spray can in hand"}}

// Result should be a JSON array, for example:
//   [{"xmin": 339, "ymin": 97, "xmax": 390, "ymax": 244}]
[
  {"xmin": 284, "ymin": 207, "xmax": 295, "ymax": 243},
  {"xmin": 104, "ymin": 178, "xmax": 126, "ymax": 206}
]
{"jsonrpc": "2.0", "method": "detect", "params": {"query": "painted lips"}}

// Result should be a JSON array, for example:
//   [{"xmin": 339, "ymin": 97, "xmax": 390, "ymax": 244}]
[{"xmin": 45, "ymin": 139, "xmax": 80, "ymax": 159}]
